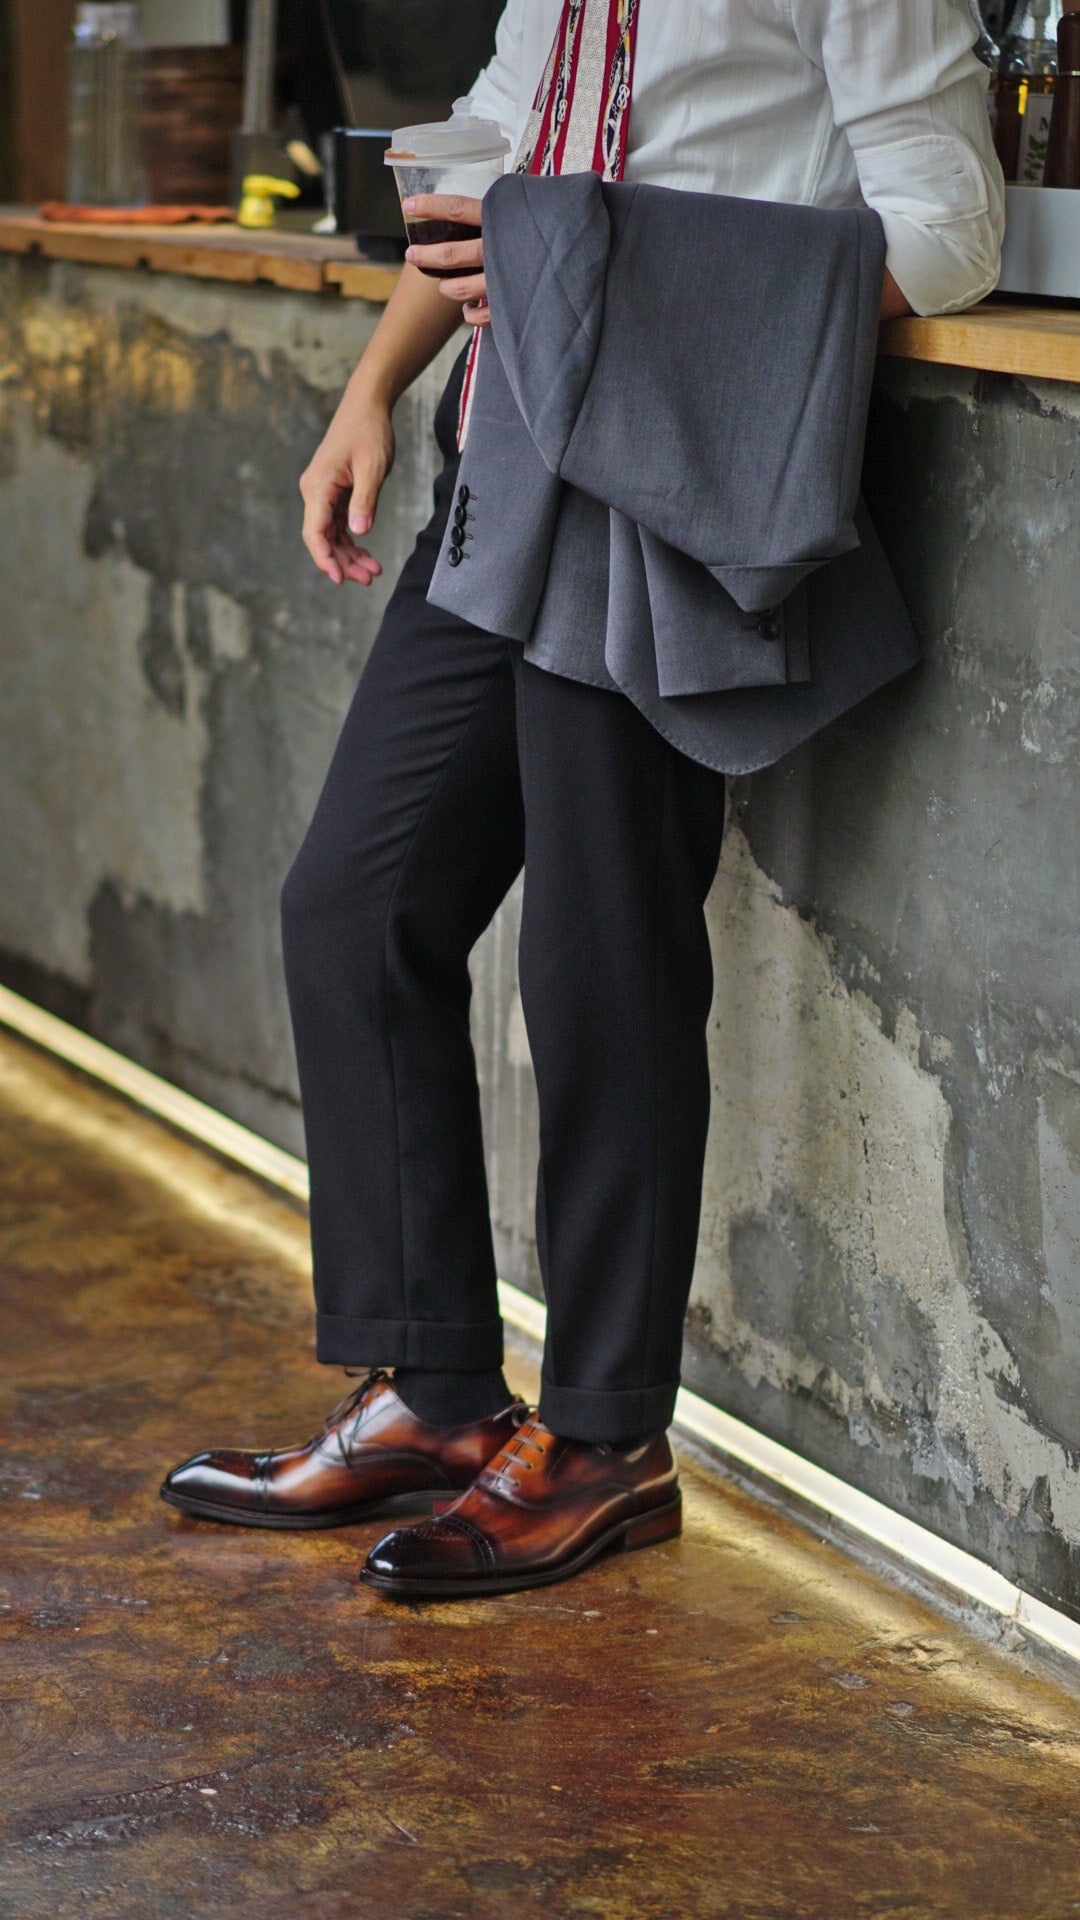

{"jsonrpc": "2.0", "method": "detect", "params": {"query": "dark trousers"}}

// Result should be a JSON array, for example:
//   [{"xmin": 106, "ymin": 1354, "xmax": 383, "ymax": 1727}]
[{"xmin": 281, "ymin": 358, "xmax": 726, "ymax": 1443}]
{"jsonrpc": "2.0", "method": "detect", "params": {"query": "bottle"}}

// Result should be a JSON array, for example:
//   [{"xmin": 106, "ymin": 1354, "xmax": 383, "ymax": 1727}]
[
  {"xmin": 1016, "ymin": 0, "xmax": 1059, "ymax": 182},
  {"xmin": 993, "ymin": 0, "xmax": 1045, "ymax": 182},
  {"xmin": 994, "ymin": 47, "xmax": 1026, "ymax": 178},
  {"xmin": 1044, "ymin": 6, "xmax": 1080, "ymax": 184},
  {"xmin": 1008, "ymin": 0, "xmax": 1068, "ymax": 61},
  {"xmin": 67, "ymin": 4, "xmax": 147, "ymax": 207},
  {"xmin": 970, "ymin": 1, "xmax": 1003, "ymax": 136}
]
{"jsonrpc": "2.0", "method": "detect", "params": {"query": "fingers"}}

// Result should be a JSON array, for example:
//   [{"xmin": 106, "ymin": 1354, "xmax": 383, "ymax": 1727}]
[
  {"xmin": 430, "ymin": 266, "xmax": 491, "ymax": 325},
  {"xmin": 402, "ymin": 193, "xmax": 484, "ymax": 227},
  {"xmin": 444, "ymin": 272, "xmax": 487, "ymax": 304},
  {"xmin": 346, "ymin": 440, "xmax": 390, "ymax": 551},
  {"xmin": 348, "ymin": 475, "xmax": 378, "ymax": 540},
  {"xmin": 329, "ymin": 488, "xmax": 382, "ymax": 587},
  {"xmin": 334, "ymin": 541, "xmax": 382, "ymax": 587},
  {"xmin": 301, "ymin": 491, "xmax": 382, "ymax": 589},
  {"xmin": 301, "ymin": 501, "xmax": 343, "ymax": 585},
  {"xmin": 319, "ymin": 526, "xmax": 382, "ymax": 588},
  {"xmin": 403, "ymin": 191, "xmax": 485, "ymax": 284},
  {"xmin": 406, "ymin": 237, "xmax": 484, "ymax": 277},
  {"xmin": 300, "ymin": 463, "xmax": 340, "ymax": 578},
  {"xmin": 402, "ymin": 188, "xmax": 491, "ymax": 318}
]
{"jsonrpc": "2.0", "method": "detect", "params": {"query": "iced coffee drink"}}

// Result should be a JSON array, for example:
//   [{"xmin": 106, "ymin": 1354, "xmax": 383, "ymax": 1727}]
[{"xmin": 385, "ymin": 100, "xmax": 510, "ymax": 274}]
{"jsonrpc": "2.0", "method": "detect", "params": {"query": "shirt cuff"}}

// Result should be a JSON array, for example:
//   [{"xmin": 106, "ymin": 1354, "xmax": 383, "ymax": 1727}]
[
  {"xmin": 856, "ymin": 133, "xmax": 1004, "ymax": 316},
  {"xmin": 881, "ymin": 209, "xmax": 1002, "ymax": 316}
]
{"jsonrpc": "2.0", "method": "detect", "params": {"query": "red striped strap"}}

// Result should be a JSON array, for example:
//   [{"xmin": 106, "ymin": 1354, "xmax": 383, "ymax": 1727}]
[{"xmin": 457, "ymin": 0, "xmax": 639, "ymax": 450}]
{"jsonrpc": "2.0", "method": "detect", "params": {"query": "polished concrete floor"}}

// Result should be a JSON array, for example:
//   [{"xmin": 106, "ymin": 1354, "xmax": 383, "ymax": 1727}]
[{"xmin": 2, "ymin": 1029, "xmax": 1080, "ymax": 1920}]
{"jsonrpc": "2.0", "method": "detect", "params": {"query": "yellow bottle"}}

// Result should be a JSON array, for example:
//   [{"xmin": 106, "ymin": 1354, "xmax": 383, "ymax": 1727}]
[{"xmin": 237, "ymin": 175, "xmax": 301, "ymax": 230}]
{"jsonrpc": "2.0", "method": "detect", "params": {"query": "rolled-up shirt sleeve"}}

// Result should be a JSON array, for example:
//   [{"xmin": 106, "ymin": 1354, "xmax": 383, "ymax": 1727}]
[
  {"xmin": 803, "ymin": 0, "xmax": 1005, "ymax": 314},
  {"xmin": 460, "ymin": 1, "xmax": 526, "ymax": 156}
]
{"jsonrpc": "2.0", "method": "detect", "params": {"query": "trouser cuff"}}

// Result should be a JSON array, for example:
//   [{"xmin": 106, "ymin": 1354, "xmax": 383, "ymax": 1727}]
[
  {"xmin": 315, "ymin": 1312, "xmax": 504, "ymax": 1370},
  {"xmin": 538, "ymin": 1376, "xmax": 679, "ymax": 1445}
]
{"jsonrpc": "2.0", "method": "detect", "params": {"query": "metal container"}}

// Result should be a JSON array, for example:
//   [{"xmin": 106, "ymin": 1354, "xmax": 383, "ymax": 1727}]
[{"xmin": 998, "ymin": 182, "xmax": 1080, "ymax": 296}]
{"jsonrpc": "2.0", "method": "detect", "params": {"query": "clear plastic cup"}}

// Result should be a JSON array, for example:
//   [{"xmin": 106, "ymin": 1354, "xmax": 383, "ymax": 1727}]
[{"xmin": 384, "ymin": 99, "xmax": 510, "ymax": 276}]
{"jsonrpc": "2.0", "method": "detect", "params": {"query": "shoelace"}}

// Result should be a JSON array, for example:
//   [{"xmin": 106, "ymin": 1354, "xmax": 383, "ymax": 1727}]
[
  {"xmin": 484, "ymin": 1416, "xmax": 550, "ymax": 1484},
  {"xmin": 319, "ymin": 1367, "xmax": 390, "ymax": 1467}
]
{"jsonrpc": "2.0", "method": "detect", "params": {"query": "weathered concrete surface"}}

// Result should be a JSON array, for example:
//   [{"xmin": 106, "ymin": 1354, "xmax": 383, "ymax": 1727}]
[
  {"xmin": 4, "ymin": 1031, "xmax": 1080, "ymax": 1920},
  {"xmin": 681, "ymin": 365, "xmax": 1080, "ymax": 1623},
  {"xmin": 0, "ymin": 256, "xmax": 458, "ymax": 1149},
  {"xmin": 3, "ymin": 253, "xmax": 1080, "ymax": 1622}
]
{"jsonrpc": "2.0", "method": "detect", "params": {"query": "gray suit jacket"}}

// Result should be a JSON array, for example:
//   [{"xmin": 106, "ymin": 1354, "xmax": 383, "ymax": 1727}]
[{"xmin": 429, "ymin": 173, "xmax": 921, "ymax": 775}]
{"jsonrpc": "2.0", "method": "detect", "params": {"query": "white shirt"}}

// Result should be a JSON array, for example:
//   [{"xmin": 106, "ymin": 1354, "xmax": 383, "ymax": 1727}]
[{"xmin": 465, "ymin": 0, "xmax": 1004, "ymax": 315}]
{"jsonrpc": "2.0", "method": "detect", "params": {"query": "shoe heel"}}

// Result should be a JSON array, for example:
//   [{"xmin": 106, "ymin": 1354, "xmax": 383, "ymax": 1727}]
[{"xmin": 622, "ymin": 1494, "xmax": 682, "ymax": 1552}]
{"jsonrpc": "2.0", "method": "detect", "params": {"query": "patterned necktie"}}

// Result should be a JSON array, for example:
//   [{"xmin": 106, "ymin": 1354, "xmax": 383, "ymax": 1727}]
[{"xmin": 457, "ymin": 0, "xmax": 640, "ymax": 447}]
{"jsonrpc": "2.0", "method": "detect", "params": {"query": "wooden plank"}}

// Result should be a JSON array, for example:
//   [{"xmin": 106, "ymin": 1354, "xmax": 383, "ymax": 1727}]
[
  {"xmin": 134, "ymin": 238, "xmax": 325, "ymax": 291},
  {"xmin": 248, "ymin": 252, "xmax": 329, "ymax": 294},
  {"xmin": 0, "ymin": 217, "xmax": 36, "ymax": 255},
  {"xmin": 26, "ymin": 226, "xmax": 152, "ymax": 271},
  {"xmin": 0, "ymin": 209, "xmax": 401, "ymax": 301},
  {"xmin": 879, "ymin": 302, "xmax": 1080, "ymax": 386},
  {"xmin": 324, "ymin": 258, "xmax": 403, "ymax": 303}
]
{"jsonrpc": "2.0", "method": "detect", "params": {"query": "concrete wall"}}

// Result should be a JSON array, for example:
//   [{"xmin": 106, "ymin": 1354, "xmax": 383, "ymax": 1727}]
[
  {"xmin": 0, "ymin": 256, "xmax": 458, "ymax": 1147},
  {"xmin": 3, "ymin": 255, "xmax": 1079, "ymax": 1618}
]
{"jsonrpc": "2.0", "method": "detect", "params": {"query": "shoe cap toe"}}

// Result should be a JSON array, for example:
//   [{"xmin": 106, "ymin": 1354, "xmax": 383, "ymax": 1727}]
[
  {"xmin": 365, "ymin": 1514, "xmax": 490, "ymax": 1583},
  {"xmin": 163, "ymin": 1449, "xmax": 258, "ymax": 1498},
  {"xmin": 163, "ymin": 1450, "xmax": 215, "ymax": 1491}
]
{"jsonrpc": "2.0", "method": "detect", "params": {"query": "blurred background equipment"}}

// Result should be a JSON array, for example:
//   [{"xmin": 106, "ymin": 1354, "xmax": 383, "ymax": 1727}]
[
  {"xmin": 140, "ymin": 0, "xmax": 228, "ymax": 36},
  {"xmin": 1044, "ymin": 2, "xmax": 1080, "ymax": 184},
  {"xmin": 977, "ymin": 0, "xmax": 1027, "ymax": 33},
  {"xmin": 993, "ymin": 0, "xmax": 1062, "ymax": 181},
  {"xmin": 66, "ymin": 3, "xmax": 147, "ymax": 207},
  {"xmin": 229, "ymin": 0, "xmax": 289, "ymax": 202},
  {"xmin": 2, "ymin": 0, "xmax": 504, "ymax": 222},
  {"xmin": 142, "ymin": 40, "xmax": 244, "ymax": 202},
  {"xmin": 975, "ymin": 0, "xmax": 1080, "ymax": 185},
  {"xmin": 328, "ymin": 127, "xmax": 402, "ymax": 256},
  {"xmin": 990, "ymin": 0, "xmax": 1080, "ymax": 295}
]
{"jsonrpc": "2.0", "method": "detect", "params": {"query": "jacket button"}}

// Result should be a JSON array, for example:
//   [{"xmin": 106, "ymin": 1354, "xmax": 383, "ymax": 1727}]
[
  {"xmin": 757, "ymin": 617, "xmax": 781, "ymax": 641},
  {"xmin": 457, "ymin": 485, "xmax": 470, "ymax": 507},
  {"xmin": 453, "ymin": 505, "xmax": 468, "ymax": 531},
  {"xmin": 447, "ymin": 546, "xmax": 463, "ymax": 568}
]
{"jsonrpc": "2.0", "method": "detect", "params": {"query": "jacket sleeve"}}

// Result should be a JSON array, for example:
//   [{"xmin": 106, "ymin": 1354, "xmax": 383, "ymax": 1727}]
[
  {"xmin": 796, "ymin": 0, "xmax": 1005, "ymax": 315},
  {"xmin": 459, "ymin": 1, "xmax": 526, "ymax": 153}
]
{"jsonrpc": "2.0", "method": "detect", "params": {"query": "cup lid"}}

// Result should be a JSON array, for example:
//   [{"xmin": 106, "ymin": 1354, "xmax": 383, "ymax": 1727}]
[{"xmin": 384, "ymin": 98, "xmax": 511, "ymax": 166}]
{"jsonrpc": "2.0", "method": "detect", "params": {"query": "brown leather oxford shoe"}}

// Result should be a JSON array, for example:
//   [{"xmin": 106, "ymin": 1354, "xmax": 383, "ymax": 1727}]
[
  {"xmin": 160, "ymin": 1370, "xmax": 527, "ymax": 1529},
  {"xmin": 360, "ymin": 1415, "xmax": 681, "ymax": 1598}
]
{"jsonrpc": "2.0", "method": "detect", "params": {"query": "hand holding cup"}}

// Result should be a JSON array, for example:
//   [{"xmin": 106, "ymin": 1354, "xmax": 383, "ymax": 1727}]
[
  {"xmin": 385, "ymin": 104, "xmax": 508, "ymax": 329},
  {"xmin": 403, "ymin": 194, "xmax": 490, "ymax": 325}
]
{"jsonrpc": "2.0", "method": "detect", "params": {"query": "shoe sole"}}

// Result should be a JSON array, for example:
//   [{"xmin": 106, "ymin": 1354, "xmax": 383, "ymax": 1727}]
[
  {"xmin": 358, "ymin": 1492, "xmax": 683, "ymax": 1599},
  {"xmin": 158, "ymin": 1485, "xmax": 446, "ymax": 1530}
]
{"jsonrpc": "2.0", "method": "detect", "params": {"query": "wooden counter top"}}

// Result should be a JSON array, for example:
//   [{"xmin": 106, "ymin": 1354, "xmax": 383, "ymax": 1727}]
[
  {"xmin": 2, "ymin": 207, "xmax": 1080, "ymax": 382},
  {"xmin": 0, "ymin": 207, "xmax": 400, "ymax": 302},
  {"xmin": 878, "ymin": 300, "xmax": 1080, "ymax": 386}
]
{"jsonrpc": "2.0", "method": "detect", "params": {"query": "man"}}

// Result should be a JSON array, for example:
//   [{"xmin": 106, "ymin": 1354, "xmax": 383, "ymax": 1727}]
[{"xmin": 163, "ymin": 0, "xmax": 1003, "ymax": 1598}]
